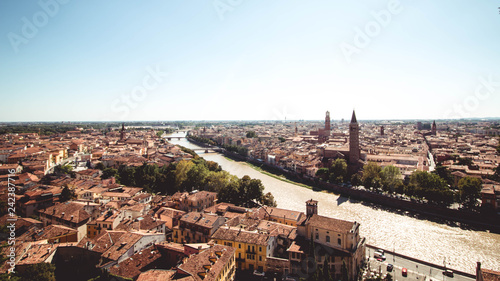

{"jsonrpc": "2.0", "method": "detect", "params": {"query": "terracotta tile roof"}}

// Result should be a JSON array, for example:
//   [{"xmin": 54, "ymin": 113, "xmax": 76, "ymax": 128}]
[
  {"xmin": 18, "ymin": 224, "xmax": 77, "ymax": 242},
  {"xmin": 305, "ymin": 214, "xmax": 357, "ymax": 234},
  {"xmin": 263, "ymin": 206, "xmax": 305, "ymax": 223},
  {"xmin": 194, "ymin": 214, "xmax": 221, "ymax": 229},
  {"xmin": 102, "ymin": 232, "xmax": 143, "ymax": 261},
  {"xmin": 211, "ymin": 227, "xmax": 269, "ymax": 246},
  {"xmin": 0, "ymin": 242, "xmax": 32, "ymax": 273},
  {"xmin": 108, "ymin": 245, "xmax": 167, "ymax": 279},
  {"xmin": 136, "ymin": 269, "xmax": 176, "ymax": 281},
  {"xmin": 188, "ymin": 191, "xmax": 217, "ymax": 202},
  {"xmin": 38, "ymin": 201, "xmax": 90, "ymax": 224},
  {"xmin": 257, "ymin": 220, "xmax": 296, "ymax": 239},
  {"xmin": 77, "ymin": 230, "xmax": 126, "ymax": 254},
  {"xmin": 16, "ymin": 243, "xmax": 57, "ymax": 265},
  {"xmin": 116, "ymin": 215, "xmax": 165, "ymax": 232},
  {"xmin": 156, "ymin": 241, "xmax": 185, "ymax": 253},
  {"xmin": 155, "ymin": 207, "xmax": 185, "ymax": 219},
  {"xmin": 180, "ymin": 212, "xmax": 203, "ymax": 225},
  {"xmin": 178, "ymin": 244, "xmax": 235, "ymax": 281}
]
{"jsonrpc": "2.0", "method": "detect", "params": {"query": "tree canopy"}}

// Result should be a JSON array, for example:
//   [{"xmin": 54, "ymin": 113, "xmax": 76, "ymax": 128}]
[
  {"xmin": 329, "ymin": 159, "xmax": 347, "ymax": 184},
  {"xmin": 95, "ymin": 157, "xmax": 275, "ymax": 207},
  {"xmin": 362, "ymin": 162, "xmax": 382, "ymax": 190},
  {"xmin": 409, "ymin": 171, "xmax": 454, "ymax": 206},
  {"xmin": 458, "ymin": 177, "xmax": 482, "ymax": 209},
  {"xmin": 380, "ymin": 165, "xmax": 403, "ymax": 192}
]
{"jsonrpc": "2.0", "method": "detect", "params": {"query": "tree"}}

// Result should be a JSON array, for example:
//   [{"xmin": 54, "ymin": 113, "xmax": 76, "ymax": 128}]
[
  {"xmin": 340, "ymin": 258, "xmax": 349, "ymax": 281},
  {"xmin": 101, "ymin": 168, "xmax": 119, "ymax": 180},
  {"xmin": 239, "ymin": 176, "xmax": 264, "ymax": 203},
  {"xmin": 94, "ymin": 162, "xmax": 105, "ymax": 170},
  {"xmin": 55, "ymin": 164, "xmax": 73, "ymax": 175},
  {"xmin": 321, "ymin": 255, "xmax": 333, "ymax": 281},
  {"xmin": 60, "ymin": 186, "xmax": 75, "ymax": 202},
  {"xmin": 409, "ymin": 171, "xmax": 454, "ymax": 205},
  {"xmin": 15, "ymin": 263, "xmax": 56, "ymax": 281},
  {"xmin": 362, "ymin": 162, "xmax": 382, "ymax": 189},
  {"xmin": 135, "ymin": 163, "xmax": 160, "ymax": 192},
  {"xmin": 174, "ymin": 160, "xmax": 195, "ymax": 190},
  {"xmin": 217, "ymin": 176, "xmax": 240, "ymax": 204},
  {"xmin": 350, "ymin": 173, "xmax": 361, "ymax": 187},
  {"xmin": 184, "ymin": 163, "xmax": 209, "ymax": 191},
  {"xmin": 316, "ymin": 168, "xmax": 329, "ymax": 181},
  {"xmin": 118, "ymin": 165, "xmax": 136, "ymax": 186},
  {"xmin": 381, "ymin": 165, "xmax": 402, "ymax": 192},
  {"xmin": 260, "ymin": 192, "xmax": 277, "ymax": 207},
  {"xmin": 330, "ymin": 159, "xmax": 347, "ymax": 183},
  {"xmin": 205, "ymin": 170, "xmax": 231, "ymax": 192},
  {"xmin": 456, "ymin": 157, "xmax": 473, "ymax": 167},
  {"xmin": 490, "ymin": 164, "xmax": 500, "ymax": 182},
  {"xmin": 0, "ymin": 273, "xmax": 20, "ymax": 281},
  {"xmin": 432, "ymin": 164, "xmax": 453, "ymax": 186},
  {"xmin": 246, "ymin": 131, "xmax": 257, "ymax": 138},
  {"xmin": 458, "ymin": 177, "xmax": 482, "ymax": 209},
  {"xmin": 206, "ymin": 161, "xmax": 221, "ymax": 172}
]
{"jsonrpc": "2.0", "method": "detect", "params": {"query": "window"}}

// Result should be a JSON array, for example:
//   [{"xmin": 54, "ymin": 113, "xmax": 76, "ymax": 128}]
[
  {"xmin": 315, "ymin": 233, "xmax": 319, "ymax": 240},
  {"xmin": 259, "ymin": 246, "xmax": 262, "ymax": 252},
  {"xmin": 259, "ymin": 256, "xmax": 262, "ymax": 261},
  {"xmin": 337, "ymin": 238, "xmax": 341, "ymax": 245},
  {"xmin": 326, "ymin": 236, "xmax": 330, "ymax": 243},
  {"xmin": 239, "ymin": 243, "xmax": 241, "ymax": 248}
]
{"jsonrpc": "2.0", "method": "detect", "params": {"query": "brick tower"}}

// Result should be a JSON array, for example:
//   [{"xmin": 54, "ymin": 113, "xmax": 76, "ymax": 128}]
[
  {"xmin": 325, "ymin": 111, "xmax": 331, "ymax": 132},
  {"xmin": 349, "ymin": 110, "xmax": 360, "ymax": 170}
]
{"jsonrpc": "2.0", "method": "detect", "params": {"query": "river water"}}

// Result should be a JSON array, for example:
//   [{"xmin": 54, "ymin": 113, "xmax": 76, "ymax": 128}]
[{"xmin": 166, "ymin": 132, "xmax": 500, "ymax": 274}]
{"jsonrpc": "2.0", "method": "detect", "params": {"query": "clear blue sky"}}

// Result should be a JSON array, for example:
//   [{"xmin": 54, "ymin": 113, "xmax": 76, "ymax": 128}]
[{"xmin": 1, "ymin": 0, "xmax": 499, "ymax": 122}]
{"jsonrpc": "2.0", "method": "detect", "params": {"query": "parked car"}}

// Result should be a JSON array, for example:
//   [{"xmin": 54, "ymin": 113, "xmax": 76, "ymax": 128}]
[
  {"xmin": 402, "ymin": 268, "xmax": 408, "ymax": 277},
  {"xmin": 387, "ymin": 264, "xmax": 394, "ymax": 272},
  {"xmin": 443, "ymin": 269, "xmax": 454, "ymax": 277},
  {"xmin": 374, "ymin": 251, "xmax": 386, "ymax": 260},
  {"xmin": 253, "ymin": 270, "xmax": 265, "ymax": 277}
]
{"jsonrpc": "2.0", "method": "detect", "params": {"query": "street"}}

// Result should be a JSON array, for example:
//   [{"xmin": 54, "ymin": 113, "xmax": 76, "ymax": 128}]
[{"xmin": 365, "ymin": 251, "xmax": 475, "ymax": 281}]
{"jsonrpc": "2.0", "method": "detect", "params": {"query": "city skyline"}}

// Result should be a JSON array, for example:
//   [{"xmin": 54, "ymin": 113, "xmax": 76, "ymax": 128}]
[{"xmin": 1, "ymin": 1, "xmax": 499, "ymax": 122}]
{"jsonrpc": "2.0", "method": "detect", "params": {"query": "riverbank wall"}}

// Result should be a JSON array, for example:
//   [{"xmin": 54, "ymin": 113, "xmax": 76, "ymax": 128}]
[
  {"xmin": 217, "ymin": 148, "xmax": 500, "ymax": 233},
  {"xmin": 366, "ymin": 245, "xmax": 476, "ymax": 279}
]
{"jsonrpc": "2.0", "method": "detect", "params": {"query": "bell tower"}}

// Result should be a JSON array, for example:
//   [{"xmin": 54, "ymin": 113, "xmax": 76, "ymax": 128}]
[
  {"xmin": 349, "ymin": 110, "xmax": 360, "ymax": 168},
  {"xmin": 325, "ymin": 111, "xmax": 331, "ymax": 131},
  {"xmin": 306, "ymin": 199, "xmax": 318, "ymax": 217},
  {"xmin": 120, "ymin": 123, "xmax": 126, "ymax": 141}
]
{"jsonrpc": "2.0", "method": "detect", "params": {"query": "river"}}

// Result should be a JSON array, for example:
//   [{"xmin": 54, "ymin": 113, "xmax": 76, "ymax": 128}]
[{"xmin": 166, "ymin": 132, "xmax": 500, "ymax": 274}]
